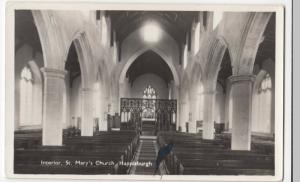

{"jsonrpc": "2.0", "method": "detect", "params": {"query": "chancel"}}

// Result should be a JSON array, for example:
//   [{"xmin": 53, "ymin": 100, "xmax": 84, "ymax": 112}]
[{"xmin": 14, "ymin": 10, "xmax": 276, "ymax": 175}]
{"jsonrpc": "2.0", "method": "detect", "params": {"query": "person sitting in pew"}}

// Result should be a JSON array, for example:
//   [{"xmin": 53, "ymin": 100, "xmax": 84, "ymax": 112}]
[{"xmin": 154, "ymin": 141, "xmax": 174, "ymax": 174}]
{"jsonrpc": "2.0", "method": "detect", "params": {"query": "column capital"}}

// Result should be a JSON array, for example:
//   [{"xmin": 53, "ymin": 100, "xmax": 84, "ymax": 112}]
[
  {"xmin": 228, "ymin": 75, "xmax": 256, "ymax": 84},
  {"xmin": 40, "ymin": 67, "xmax": 67, "ymax": 79}
]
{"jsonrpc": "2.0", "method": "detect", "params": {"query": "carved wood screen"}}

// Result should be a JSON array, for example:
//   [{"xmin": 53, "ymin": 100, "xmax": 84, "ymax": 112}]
[{"xmin": 120, "ymin": 98, "xmax": 177, "ymax": 131}]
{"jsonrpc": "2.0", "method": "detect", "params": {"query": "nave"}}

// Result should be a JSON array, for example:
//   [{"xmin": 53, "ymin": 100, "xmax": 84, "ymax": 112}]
[{"xmin": 13, "ymin": 9, "xmax": 279, "ymax": 175}]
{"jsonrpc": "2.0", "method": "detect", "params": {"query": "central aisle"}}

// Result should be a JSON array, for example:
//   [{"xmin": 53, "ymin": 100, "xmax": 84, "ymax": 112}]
[{"xmin": 129, "ymin": 136, "xmax": 167, "ymax": 175}]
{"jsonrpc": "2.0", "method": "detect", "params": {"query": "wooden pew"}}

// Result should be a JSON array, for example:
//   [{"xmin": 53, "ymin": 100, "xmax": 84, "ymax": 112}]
[
  {"xmin": 158, "ymin": 131, "xmax": 274, "ymax": 175},
  {"xmin": 14, "ymin": 130, "xmax": 139, "ymax": 174}
]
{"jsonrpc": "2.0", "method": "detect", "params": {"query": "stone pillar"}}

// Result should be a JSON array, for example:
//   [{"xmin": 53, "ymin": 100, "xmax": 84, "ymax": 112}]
[
  {"xmin": 41, "ymin": 68, "xmax": 67, "ymax": 146},
  {"xmin": 202, "ymin": 91, "xmax": 215, "ymax": 139},
  {"xmin": 229, "ymin": 75, "xmax": 255, "ymax": 151},
  {"xmin": 119, "ymin": 83, "xmax": 125, "ymax": 99},
  {"xmin": 196, "ymin": 93, "xmax": 202, "ymax": 133},
  {"xmin": 99, "ymin": 96, "xmax": 109, "ymax": 131},
  {"xmin": 177, "ymin": 104, "xmax": 181, "ymax": 131},
  {"xmin": 179, "ymin": 101, "xmax": 184, "ymax": 132},
  {"xmin": 179, "ymin": 101, "xmax": 188, "ymax": 132},
  {"xmin": 81, "ymin": 88, "xmax": 95, "ymax": 136},
  {"xmin": 189, "ymin": 98, "xmax": 197, "ymax": 133},
  {"xmin": 64, "ymin": 74, "xmax": 71, "ymax": 128},
  {"xmin": 168, "ymin": 80, "xmax": 175, "ymax": 99},
  {"xmin": 224, "ymin": 79, "xmax": 231, "ymax": 131},
  {"xmin": 184, "ymin": 102, "xmax": 190, "ymax": 132}
]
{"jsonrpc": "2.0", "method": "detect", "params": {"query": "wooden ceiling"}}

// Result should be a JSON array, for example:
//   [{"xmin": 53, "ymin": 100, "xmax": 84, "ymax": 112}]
[{"xmin": 107, "ymin": 11, "xmax": 198, "ymax": 46}]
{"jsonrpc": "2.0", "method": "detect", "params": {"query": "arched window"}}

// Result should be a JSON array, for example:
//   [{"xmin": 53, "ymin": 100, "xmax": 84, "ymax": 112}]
[
  {"xmin": 255, "ymin": 73, "xmax": 272, "ymax": 133},
  {"xmin": 259, "ymin": 73, "xmax": 272, "ymax": 93},
  {"xmin": 20, "ymin": 66, "xmax": 33, "ymax": 125},
  {"xmin": 143, "ymin": 85, "xmax": 157, "ymax": 99},
  {"xmin": 142, "ymin": 85, "xmax": 157, "ymax": 119}
]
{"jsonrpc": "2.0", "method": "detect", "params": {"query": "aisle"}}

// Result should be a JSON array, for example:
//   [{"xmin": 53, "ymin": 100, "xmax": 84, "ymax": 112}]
[{"xmin": 129, "ymin": 136, "xmax": 167, "ymax": 175}]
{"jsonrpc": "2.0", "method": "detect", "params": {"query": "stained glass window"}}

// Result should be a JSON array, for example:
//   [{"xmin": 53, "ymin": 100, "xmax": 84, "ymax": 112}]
[
  {"xmin": 20, "ymin": 66, "xmax": 33, "ymax": 125},
  {"xmin": 142, "ymin": 85, "xmax": 157, "ymax": 119}
]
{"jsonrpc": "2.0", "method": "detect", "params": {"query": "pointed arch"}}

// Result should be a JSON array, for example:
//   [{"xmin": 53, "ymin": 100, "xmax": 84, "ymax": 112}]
[
  {"xmin": 119, "ymin": 47, "xmax": 180, "ymax": 86},
  {"xmin": 32, "ymin": 10, "xmax": 66, "ymax": 69},
  {"xmin": 64, "ymin": 32, "xmax": 96, "ymax": 89},
  {"xmin": 203, "ymin": 36, "xmax": 233, "ymax": 90},
  {"xmin": 235, "ymin": 12, "xmax": 273, "ymax": 75}
]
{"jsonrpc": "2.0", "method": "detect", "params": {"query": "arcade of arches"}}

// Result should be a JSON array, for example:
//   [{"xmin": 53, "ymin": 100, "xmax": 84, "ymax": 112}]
[{"xmin": 15, "ymin": 10, "xmax": 276, "ymax": 153}]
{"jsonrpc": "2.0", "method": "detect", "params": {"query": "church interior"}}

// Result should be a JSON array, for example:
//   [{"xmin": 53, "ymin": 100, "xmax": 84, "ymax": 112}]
[{"xmin": 14, "ymin": 10, "xmax": 276, "ymax": 175}]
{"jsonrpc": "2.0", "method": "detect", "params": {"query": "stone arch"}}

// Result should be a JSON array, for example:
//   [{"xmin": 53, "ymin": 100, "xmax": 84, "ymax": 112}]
[
  {"xmin": 64, "ymin": 30, "xmax": 86, "ymax": 62},
  {"xmin": 235, "ymin": 12, "xmax": 273, "ymax": 75},
  {"xmin": 119, "ymin": 47, "xmax": 180, "ymax": 87},
  {"xmin": 63, "ymin": 32, "xmax": 98, "ymax": 135},
  {"xmin": 204, "ymin": 36, "xmax": 233, "ymax": 90},
  {"xmin": 64, "ymin": 32, "xmax": 96, "ymax": 89},
  {"xmin": 32, "ymin": 10, "xmax": 66, "ymax": 69}
]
